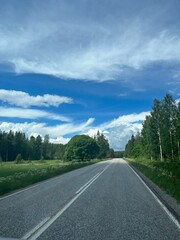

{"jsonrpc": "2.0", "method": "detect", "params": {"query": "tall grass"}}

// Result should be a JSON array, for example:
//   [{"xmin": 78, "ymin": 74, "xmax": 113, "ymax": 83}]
[
  {"xmin": 126, "ymin": 158, "xmax": 180, "ymax": 202},
  {"xmin": 0, "ymin": 160, "xmax": 99, "ymax": 196}
]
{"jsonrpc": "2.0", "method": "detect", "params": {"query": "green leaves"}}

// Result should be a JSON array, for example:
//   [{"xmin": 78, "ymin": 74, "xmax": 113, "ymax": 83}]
[
  {"xmin": 125, "ymin": 94, "xmax": 180, "ymax": 161},
  {"xmin": 95, "ymin": 131, "xmax": 110, "ymax": 159},
  {"xmin": 64, "ymin": 135, "xmax": 100, "ymax": 161}
]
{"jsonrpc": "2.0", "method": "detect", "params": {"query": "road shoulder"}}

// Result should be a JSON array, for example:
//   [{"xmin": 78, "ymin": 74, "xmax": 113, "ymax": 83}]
[{"xmin": 127, "ymin": 162, "xmax": 180, "ymax": 223}]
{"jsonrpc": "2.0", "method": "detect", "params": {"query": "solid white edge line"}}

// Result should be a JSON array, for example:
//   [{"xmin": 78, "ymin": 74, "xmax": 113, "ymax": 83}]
[
  {"xmin": 126, "ymin": 162, "xmax": 180, "ymax": 230},
  {"xmin": 24, "ymin": 164, "xmax": 111, "ymax": 240},
  {"xmin": 75, "ymin": 172, "xmax": 100, "ymax": 194},
  {"xmin": 22, "ymin": 217, "xmax": 50, "ymax": 240}
]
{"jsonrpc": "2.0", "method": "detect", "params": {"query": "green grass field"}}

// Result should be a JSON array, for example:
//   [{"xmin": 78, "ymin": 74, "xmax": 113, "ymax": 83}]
[
  {"xmin": 0, "ymin": 160, "xmax": 99, "ymax": 196},
  {"xmin": 126, "ymin": 158, "xmax": 180, "ymax": 202}
]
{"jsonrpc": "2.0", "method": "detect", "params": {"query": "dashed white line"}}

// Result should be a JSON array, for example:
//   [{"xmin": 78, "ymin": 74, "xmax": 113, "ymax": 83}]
[{"xmin": 22, "ymin": 164, "xmax": 111, "ymax": 240}]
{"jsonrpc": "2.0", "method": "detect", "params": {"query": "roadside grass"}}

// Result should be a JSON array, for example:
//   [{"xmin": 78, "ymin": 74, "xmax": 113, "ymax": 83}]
[
  {"xmin": 125, "ymin": 158, "xmax": 180, "ymax": 202},
  {"xmin": 0, "ymin": 159, "xmax": 100, "ymax": 196}
]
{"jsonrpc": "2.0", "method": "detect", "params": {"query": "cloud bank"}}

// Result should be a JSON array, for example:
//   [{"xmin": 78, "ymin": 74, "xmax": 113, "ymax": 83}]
[
  {"xmin": 0, "ymin": 118, "xmax": 95, "ymax": 144},
  {"xmin": 86, "ymin": 112, "xmax": 150, "ymax": 150},
  {"xmin": 0, "ymin": 111, "xmax": 148, "ymax": 149}
]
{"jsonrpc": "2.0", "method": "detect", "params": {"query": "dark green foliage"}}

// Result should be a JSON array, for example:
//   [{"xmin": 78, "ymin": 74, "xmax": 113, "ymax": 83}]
[
  {"xmin": 64, "ymin": 135, "xmax": 99, "ymax": 161},
  {"xmin": 124, "ymin": 135, "xmax": 135, "ymax": 157},
  {"xmin": 0, "ymin": 129, "xmax": 111, "ymax": 162},
  {"xmin": 0, "ymin": 131, "xmax": 65, "ymax": 161},
  {"xmin": 107, "ymin": 148, "xmax": 114, "ymax": 158},
  {"xmin": 114, "ymin": 151, "xmax": 124, "ymax": 158},
  {"xmin": 125, "ymin": 94, "xmax": 180, "ymax": 161},
  {"xmin": 127, "ymin": 158, "xmax": 180, "ymax": 202},
  {"xmin": 0, "ymin": 130, "xmax": 28, "ymax": 161},
  {"xmin": 51, "ymin": 143, "xmax": 66, "ymax": 160},
  {"xmin": 95, "ymin": 131, "xmax": 110, "ymax": 159},
  {"xmin": 29, "ymin": 135, "xmax": 42, "ymax": 160}
]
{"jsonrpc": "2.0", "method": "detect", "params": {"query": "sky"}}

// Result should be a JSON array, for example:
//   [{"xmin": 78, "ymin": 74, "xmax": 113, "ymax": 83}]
[{"xmin": 0, "ymin": 0, "xmax": 180, "ymax": 150}]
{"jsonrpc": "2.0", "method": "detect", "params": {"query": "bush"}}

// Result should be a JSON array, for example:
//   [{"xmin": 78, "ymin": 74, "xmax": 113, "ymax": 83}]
[{"xmin": 15, "ymin": 154, "xmax": 23, "ymax": 164}]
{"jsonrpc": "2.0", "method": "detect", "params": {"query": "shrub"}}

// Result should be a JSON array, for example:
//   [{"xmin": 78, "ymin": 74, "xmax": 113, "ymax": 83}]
[{"xmin": 15, "ymin": 154, "xmax": 23, "ymax": 164}]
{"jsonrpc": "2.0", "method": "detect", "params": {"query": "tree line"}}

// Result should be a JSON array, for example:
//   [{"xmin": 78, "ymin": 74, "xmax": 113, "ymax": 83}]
[
  {"xmin": 0, "ymin": 130, "xmax": 119, "ymax": 162},
  {"xmin": 0, "ymin": 131, "xmax": 65, "ymax": 161},
  {"xmin": 124, "ymin": 94, "xmax": 180, "ymax": 161}
]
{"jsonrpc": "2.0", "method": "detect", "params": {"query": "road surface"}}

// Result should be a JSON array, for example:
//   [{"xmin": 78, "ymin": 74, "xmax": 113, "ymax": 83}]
[{"xmin": 0, "ymin": 159, "xmax": 179, "ymax": 240}]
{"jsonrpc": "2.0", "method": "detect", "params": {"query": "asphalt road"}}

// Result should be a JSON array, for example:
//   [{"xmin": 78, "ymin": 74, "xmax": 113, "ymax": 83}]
[{"xmin": 0, "ymin": 159, "xmax": 179, "ymax": 240}]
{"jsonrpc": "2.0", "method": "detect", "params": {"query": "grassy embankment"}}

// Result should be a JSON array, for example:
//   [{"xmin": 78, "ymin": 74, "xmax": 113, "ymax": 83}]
[
  {"xmin": 126, "ymin": 158, "xmax": 180, "ymax": 202},
  {"xmin": 0, "ymin": 159, "xmax": 100, "ymax": 196}
]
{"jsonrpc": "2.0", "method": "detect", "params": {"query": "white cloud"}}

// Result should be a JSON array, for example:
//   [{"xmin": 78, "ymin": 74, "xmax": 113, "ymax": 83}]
[
  {"xmin": 0, "ymin": 118, "xmax": 94, "ymax": 142},
  {"xmin": 0, "ymin": 107, "xmax": 71, "ymax": 122},
  {"xmin": 45, "ymin": 118, "xmax": 95, "ymax": 136},
  {"xmin": 175, "ymin": 99, "xmax": 180, "ymax": 105},
  {"xmin": 100, "ymin": 112, "xmax": 149, "ymax": 129},
  {"xmin": 85, "ymin": 112, "xmax": 150, "ymax": 150},
  {"xmin": 0, "ymin": 111, "xmax": 150, "ymax": 150},
  {"xmin": 0, "ymin": 1, "xmax": 180, "ymax": 82},
  {"xmin": 0, "ymin": 89, "xmax": 73, "ymax": 108},
  {"xmin": 0, "ymin": 122, "xmax": 45, "ymax": 135},
  {"xmin": 104, "ymin": 123, "xmax": 143, "ymax": 151},
  {"xmin": 10, "ymin": 30, "xmax": 180, "ymax": 82},
  {"xmin": 0, "ymin": 121, "xmax": 70, "ymax": 145},
  {"xmin": 102, "ymin": 112, "xmax": 150, "ymax": 150},
  {"xmin": 49, "ymin": 137, "xmax": 70, "ymax": 145}
]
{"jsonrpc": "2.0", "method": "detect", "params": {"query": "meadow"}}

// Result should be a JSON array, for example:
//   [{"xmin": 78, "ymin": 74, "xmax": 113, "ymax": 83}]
[{"xmin": 0, "ymin": 160, "xmax": 99, "ymax": 196}]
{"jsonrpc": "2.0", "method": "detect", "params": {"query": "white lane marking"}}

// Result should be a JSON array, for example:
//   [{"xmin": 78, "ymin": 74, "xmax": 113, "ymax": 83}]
[
  {"xmin": 0, "ymin": 162, "xmax": 109, "ymax": 201},
  {"xmin": 127, "ymin": 162, "xmax": 180, "ymax": 230},
  {"xmin": 22, "ymin": 217, "xmax": 50, "ymax": 240},
  {"xmin": 75, "ymin": 172, "xmax": 100, "ymax": 194},
  {"xmin": 23, "ymin": 164, "xmax": 111, "ymax": 240}
]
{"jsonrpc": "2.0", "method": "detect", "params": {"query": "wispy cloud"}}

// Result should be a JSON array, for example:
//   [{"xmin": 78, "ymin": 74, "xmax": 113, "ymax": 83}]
[
  {"xmin": 0, "ymin": 89, "xmax": 73, "ymax": 108},
  {"xmin": 0, "ymin": 107, "xmax": 71, "ymax": 122},
  {"xmin": 9, "ymin": 30, "xmax": 180, "ymax": 82},
  {"xmin": 0, "ymin": 1, "xmax": 179, "ymax": 84},
  {"xmin": 118, "ymin": 93, "xmax": 128, "ymax": 97},
  {"xmin": 100, "ymin": 112, "xmax": 149, "ymax": 129}
]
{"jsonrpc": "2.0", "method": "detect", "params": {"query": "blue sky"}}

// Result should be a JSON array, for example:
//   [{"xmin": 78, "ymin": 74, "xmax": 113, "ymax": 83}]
[{"xmin": 0, "ymin": 0, "xmax": 180, "ymax": 150}]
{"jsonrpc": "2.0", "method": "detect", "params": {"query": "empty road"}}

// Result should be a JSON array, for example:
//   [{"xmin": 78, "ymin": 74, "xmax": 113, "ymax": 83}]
[{"xmin": 0, "ymin": 159, "xmax": 179, "ymax": 240}]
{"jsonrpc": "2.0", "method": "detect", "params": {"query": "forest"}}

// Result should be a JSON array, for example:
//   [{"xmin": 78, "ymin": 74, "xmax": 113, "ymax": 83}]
[
  {"xmin": 0, "ymin": 133, "xmax": 65, "ymax": 162},
  {"xmin": 125, "ymin": 94, "xmax": 180, "ymax": 161},
  {"xmin": 0, "ymin": 130, "xmax": 118, "ymax": 162}
]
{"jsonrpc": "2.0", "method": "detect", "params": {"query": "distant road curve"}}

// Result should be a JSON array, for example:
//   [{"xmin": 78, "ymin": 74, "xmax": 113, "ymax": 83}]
[{"xmin": 0, "ymin": 159, "xmax": 179, "ymax": 240}]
